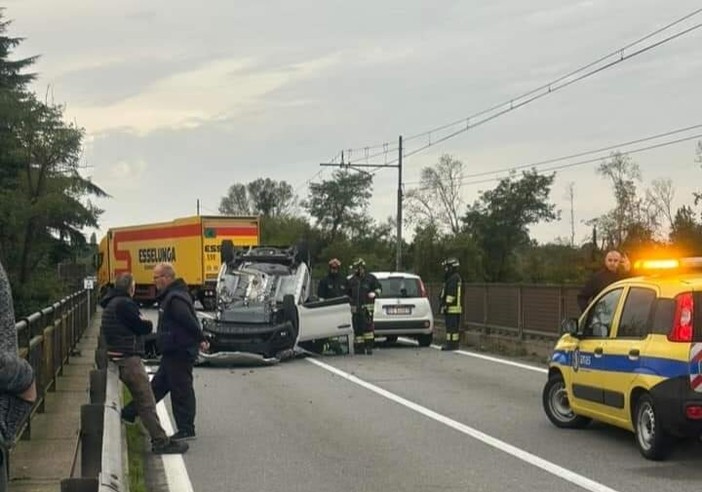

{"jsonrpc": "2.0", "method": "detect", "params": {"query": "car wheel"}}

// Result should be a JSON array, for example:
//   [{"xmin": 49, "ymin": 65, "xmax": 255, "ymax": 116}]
[
  {"xmin": 417, "ymin": 334, "xmax": 432, "ymax": 347},
  {"xmin": 385, "ymin": 335, "xmax": 398, "ymax": 344},
  {"xmin": 542, "ymin": 375, "xmax": 590, "ymax": 429},
  {"xmin": 634, "ymin": 393, "xmax": 671, "ymax": 460},
  {"xmin": 282, "ymin": 294, "xmax": 299, "ymax": 340}
]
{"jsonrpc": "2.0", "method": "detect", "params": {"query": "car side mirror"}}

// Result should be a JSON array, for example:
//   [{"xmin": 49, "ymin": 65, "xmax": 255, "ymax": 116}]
[{"xmin": 560, "ymin": 317, "xmax": 580, "ymax": 337}]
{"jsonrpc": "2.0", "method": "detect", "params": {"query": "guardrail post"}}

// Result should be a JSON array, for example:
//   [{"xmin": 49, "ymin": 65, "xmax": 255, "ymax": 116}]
[
  {"xmin": 89, "ymin": 369, "xmax": 106, "ymax": 405},
  {"xmin": 60, "ymin": 477, "xmax": 98, "ymax": 492},
  {"xmin": 80, "ymin": 404, "xmax": 103, "ymax": 478}
]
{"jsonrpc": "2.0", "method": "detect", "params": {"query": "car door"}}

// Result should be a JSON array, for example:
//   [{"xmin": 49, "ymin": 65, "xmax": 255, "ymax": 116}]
[
  {"xmin": 603, "ymin": 285, "xmax": 658, "ymax": 424},
  {"xmin": 569, "ymin": 287, "xmax": 625, "ymax": 417},
  {"xmin": 296, "ymin": 297, "xmax": 353, "ymax": 344}
]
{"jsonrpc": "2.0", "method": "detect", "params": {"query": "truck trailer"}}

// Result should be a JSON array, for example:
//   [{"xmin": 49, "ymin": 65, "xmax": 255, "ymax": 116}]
[{"xmin": 96, "ymin": 215, "xmax": 260, "ymax": 309}]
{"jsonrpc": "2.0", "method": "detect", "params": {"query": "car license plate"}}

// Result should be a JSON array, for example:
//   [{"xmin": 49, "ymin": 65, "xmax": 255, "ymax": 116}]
[{"xmin": 386, "ymin": 306, "xmax": 411, "ymax": 315}]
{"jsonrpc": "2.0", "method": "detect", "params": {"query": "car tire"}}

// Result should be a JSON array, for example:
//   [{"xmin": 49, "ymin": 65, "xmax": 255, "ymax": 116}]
[
  {"xmin": 542, "ymin": 375, "xmax": 590, "ymax": 429},
  {"xmin": 634, "ymin": 393, "xmax": 671, "ymax": 460},
  {"xmin": 417, "ymin": 334, "xmax": 433, "ymax": 347},
  {"xmin": 282, "ymin": 294, "xmax": 299, "ymax": 340}
]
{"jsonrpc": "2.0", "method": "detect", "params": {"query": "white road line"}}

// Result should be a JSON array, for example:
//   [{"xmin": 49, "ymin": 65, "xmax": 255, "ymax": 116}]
[
  {"xmin": 426, "ymin": 343, "xmax": 549, "ymax": 374},
  {"xmin": 307, "ymin": 358, "xmax": 619, "ymax": 492},
  {"xmin": 148, "ymin": 373, "xmax": 195, "ymax": 492}
]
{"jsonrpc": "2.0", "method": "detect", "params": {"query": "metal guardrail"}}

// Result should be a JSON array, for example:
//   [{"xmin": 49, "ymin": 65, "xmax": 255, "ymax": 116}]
[
  {"xmin": 0, "ymin": 287, "xmax": 97, "ymax": 492},
  {"xmin": 61, "ymin": 360, "xmax": 126, "ymax": 492},
  {"xmin": 425, "ymin": 282, "xmax": 584, "ymax": 341}
]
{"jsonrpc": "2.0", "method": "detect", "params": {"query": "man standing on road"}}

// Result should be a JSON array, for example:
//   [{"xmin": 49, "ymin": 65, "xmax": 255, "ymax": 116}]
[
  {"xmin": 346, "ymin": 258, "xmax": 381, "ymax": 355},
  {"xmin": 577, "ymin": 250, "xmax": 631, "ymax": 312},
  {"xmin": 317, "ymin": 258, "xmax": 347, "ymax": 300},
  {"xmin": 122, "ymin": 262, "xmax": 209, "ymax": 441},
  {"xmin": 102, "ymin": 273, "xmax": 187, "ymax": 454},
  {"xmin": 440, "ymin": 257, "xmax": 463, "ymax": 351}
]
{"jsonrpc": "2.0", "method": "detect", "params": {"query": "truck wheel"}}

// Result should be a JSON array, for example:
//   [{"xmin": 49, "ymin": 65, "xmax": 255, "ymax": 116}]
[
  {"xmin": 635, "ymin": 393, "xmax": 671, "ymax": 460},
  {"xmin": 542, "ymin": 375, "xmax": 590, "ymax": 429}
]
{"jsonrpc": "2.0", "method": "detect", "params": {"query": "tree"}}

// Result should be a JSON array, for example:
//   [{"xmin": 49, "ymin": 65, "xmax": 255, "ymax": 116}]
[
  {"xmin": 587, "ymin": 153, "xmax": 660, "ymax": 250},
  {"xmin": 304, "ymin": 170, "xmax": 373, "ymax": 243},
  {"xmin": 646, "ymin": 178, "xmax": 675, "ymax": 231},
  {"xmin": 405, "ymin": 154, "xmax": 465, "ymax": 234},
  {"xmin": 219, "ymin": 178, "xmax": 296, "ymax": 217},
  {"xmin": 463, "ymin": 170, "xmax": 558, "ymax": 281},
  {"xmin": 669, "ymin": 206, "xmax": 702, "ymax": 255}
]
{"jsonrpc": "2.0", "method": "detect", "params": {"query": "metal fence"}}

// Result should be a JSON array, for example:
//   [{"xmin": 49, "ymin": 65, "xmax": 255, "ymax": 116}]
[
  {"xmin": 425, "ymin": 282, "xmax": 582, "ymax": 340},
  {"xmin": 14, "ymin": 288, "xmax": 97, "ymax": 441}
]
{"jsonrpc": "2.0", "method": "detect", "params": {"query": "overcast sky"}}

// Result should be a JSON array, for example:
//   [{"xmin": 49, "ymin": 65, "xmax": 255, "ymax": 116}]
[{"xmin": 5, "ymin": 0, "xmax": 702, "ymax": 245}]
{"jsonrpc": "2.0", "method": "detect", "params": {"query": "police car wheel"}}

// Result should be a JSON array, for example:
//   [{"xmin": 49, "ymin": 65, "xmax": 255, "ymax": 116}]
[
  {"xmin": 634, "ymin": 394, "xmax": 671, "ymax": 461},
  {"xmin": 542, "ymin": 375, "xmax": 590, "ymax": 429}
]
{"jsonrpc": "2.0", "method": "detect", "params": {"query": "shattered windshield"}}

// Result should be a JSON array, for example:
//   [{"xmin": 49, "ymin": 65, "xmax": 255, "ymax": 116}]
[{"xmin": 218, "ymin": 262, "xmax": 296, "ymax": 306}]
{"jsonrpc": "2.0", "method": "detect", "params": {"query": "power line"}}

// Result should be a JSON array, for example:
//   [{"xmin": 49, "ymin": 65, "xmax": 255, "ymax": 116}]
[
  {"xmin": 338, "ymin": 7, "xmax": 702, "ymax": 168},
  {"xmin": 408, "ymin": 131, "xmax": 702, "ymax": 192},
  {"xmin": 400, "ymin": 20, "xmax": 702, "ymax": 161},
  {"xmin": 404, "ymin": 7, "xmax": 702, "ymax": 143},
  {"xmin": 404, "ymin": 123, "xmax": 702, "ymax": 185}
]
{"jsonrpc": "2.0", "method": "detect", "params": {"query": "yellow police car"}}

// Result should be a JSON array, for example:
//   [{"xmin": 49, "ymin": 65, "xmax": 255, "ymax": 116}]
[{"xmin": 542, "ymin": 257, "xmax": 702, "ymax": 460}]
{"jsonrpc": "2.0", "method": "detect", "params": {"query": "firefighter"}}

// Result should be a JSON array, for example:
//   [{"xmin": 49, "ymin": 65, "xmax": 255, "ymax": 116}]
[
  {"xmin": 317, "ymin": 258, "xmax": 347, "ymax": 299},
  {"xmin": 346, "ymin": 258, "xmax": 381, "ymax": 355},
  {"xmin": 440, "ymin": 257, "xmax": 463, "ymax": 351}
]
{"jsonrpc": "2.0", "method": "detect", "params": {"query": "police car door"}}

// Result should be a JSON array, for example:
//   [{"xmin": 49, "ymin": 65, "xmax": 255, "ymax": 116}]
[
  {"xmin": 570, "ymin": 287, "xmax": 625, "ymax": 418},
  {"xmin": 601, "ymin": 285, "xmax": 658, "ymax": 423}
]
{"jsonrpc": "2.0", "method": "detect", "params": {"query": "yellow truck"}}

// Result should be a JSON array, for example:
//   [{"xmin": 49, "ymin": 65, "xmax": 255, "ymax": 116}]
[{"xmin": 96, "ymin": 215, "xmax": 260, "ymax": 308}]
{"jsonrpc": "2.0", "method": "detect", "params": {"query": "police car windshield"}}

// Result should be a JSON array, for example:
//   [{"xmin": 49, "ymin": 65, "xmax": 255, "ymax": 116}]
[{"xmin": 377, "ymin": 278, "xmax": 421, "ymax": 298}]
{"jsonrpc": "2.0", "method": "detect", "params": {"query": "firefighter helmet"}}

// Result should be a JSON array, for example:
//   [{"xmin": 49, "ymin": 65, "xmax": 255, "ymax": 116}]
[
  {"xmin": 441, "ymin": 257, "xmax": 460, "ymax": 268},
  {"xmin": 351, "ymin": 258, "xmax": 366, "ymax": 269}
]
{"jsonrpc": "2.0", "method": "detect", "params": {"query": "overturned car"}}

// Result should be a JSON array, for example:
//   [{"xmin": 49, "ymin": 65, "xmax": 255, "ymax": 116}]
[{"xmin": 198, "ymin": 243, "xmax": 354, "ymax": 364}]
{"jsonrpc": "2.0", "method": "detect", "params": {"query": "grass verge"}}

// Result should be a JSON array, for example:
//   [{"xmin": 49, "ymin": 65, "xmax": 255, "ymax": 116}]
[{"xmin": 123, "ymin": 388, "xmax": 148, "ymax": 492}]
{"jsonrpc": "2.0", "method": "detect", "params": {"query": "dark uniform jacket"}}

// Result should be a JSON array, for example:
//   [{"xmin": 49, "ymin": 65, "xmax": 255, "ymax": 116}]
[
  {"xmin": 156, "ymin": 279, "xmax": 205, "ymax": 358},
  {"xmin": 440, "ymin": 271, "xmax": 463, "ymax": 315},
  {"xmin": 577, "ymin": 269, "xmax": 626, "ymax": 312},
  {"xmin": 100, "ymin": 288, "xmax": 153, "ymax": 356},
  {"xmin": 317, "ymin": 272, "xmax": 348, "ymax": 299},
  {"xmin": 346, "ymin": 273, "xmax": 381, "ymax": 309}
]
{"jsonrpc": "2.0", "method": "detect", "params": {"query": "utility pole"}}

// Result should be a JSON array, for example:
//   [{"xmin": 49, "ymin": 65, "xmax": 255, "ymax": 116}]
[{"xmin": 320, "ymin": 136, "xmax": 404, "ymax": 271}]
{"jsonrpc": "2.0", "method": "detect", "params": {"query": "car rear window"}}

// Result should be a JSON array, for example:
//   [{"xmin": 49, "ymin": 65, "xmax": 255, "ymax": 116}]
[{"xmin": 378, "ymin": 277, "xmax": 422, "ymax": 298}]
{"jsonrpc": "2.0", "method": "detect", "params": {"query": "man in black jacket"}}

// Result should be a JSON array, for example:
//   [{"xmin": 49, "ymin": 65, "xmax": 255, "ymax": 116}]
[
  {"xmin": 102, "ymin": 273, "xmax": 187, "ymax": 454},
  {"xmin": 317, "ymin": 258, "xmax": 347, "ymax": 299},
  {"xmin": 123, "ymin": 263, "xmax": 208, "ymax": 441},
  {"xmin": 577, "ymin": 250, "xmax": 631, "ymax": 312}
]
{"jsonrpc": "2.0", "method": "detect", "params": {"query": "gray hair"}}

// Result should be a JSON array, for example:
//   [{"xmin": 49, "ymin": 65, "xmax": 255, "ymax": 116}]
[
  {"xmin": 115, "ymin": 273, "xmax": 135, "ymax": 292},
  {"xmin": 156, "ymin": 262, "xmax": 176, "ymax": 279}
]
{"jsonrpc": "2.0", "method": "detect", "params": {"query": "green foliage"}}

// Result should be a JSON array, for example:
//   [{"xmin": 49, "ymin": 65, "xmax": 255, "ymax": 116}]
[
  {"xmin": 123, "ymin": 388, "xmax": 147, "ymax": 492},
  {"xmin": 304, "ymin": 170, "xmax": 373, "ymax": 243},
  {"xmin": 669, "ymin": 206, "xmax": 702, "ymax": 256},
  {"xmin": 463, "ymin": 170, "xmax": 558, "ymax": 281},
  {"xmin": 219, "ymin": 178, "xmax": 296, "ymax": 217},
  {"xmin": 0, "ymin": 11, "xmax": 105, "ymax": 313}
]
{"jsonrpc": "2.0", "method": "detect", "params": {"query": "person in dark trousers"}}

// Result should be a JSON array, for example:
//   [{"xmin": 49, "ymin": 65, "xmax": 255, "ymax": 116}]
[
  {"xmin": 317, "ymin": 258, "xmax": 347, "ymax": 299},
  {"xmin": 346, "ymin": 258, "xmax": 381, "ymax": 355},
  {"xmin": 122, "ymin": 262, "xmax": 209, "ymax": 441},
  {"xmin": 102, "ymin": 273, "xmax": 188, "ymax": 454},
  {"xmin": 440, "ymin": 257, "xmax": 463, "ymax": 351},
  {"xmin": 577, "ymin": 250, "xmax": 631, "ymax": 312}
]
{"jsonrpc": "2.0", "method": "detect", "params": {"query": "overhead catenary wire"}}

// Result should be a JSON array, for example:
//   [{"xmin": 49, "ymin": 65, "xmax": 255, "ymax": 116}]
[
  {"xmin": 408, "ymin": 131, "xmax": 702, "ymax": 193},
  {"xmin": 336, "ymin": 7, "xmax": 702, "ymax": 168},
  {"xmin": 403, "ymin": 123, "xmax": 702, "ymax": 185},
  {"xmin": 403, "ymin": 7, "xmax": 702, "ymax": 144}
]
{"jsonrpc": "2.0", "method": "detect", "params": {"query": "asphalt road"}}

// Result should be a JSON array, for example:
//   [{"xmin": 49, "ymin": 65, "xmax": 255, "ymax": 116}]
[{"xmin": 142, "ymin": 309, "xmax": 702, "ymax": 492}]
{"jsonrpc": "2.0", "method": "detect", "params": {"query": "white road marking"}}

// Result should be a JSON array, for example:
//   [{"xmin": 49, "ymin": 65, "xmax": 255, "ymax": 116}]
[
  {"xmin": 307, "ymin": 358, "xmax": 619, "ymax": 492},
  {"xmin": 149, "ymin": 374, "xmax": 195, "ymax": 492}
]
